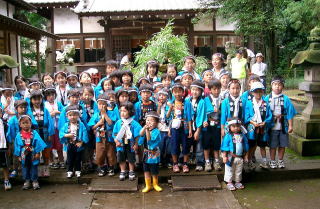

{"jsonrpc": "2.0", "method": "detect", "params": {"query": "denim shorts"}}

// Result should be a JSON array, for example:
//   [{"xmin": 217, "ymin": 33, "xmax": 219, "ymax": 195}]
[{"xmin": 269, "ymin": 130, "xmax": 288, "ymax": 148}]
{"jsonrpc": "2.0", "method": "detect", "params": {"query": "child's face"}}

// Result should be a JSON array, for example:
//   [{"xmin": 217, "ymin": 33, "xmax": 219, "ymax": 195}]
[
  {"xmin": 140, "ymin": 80, "xmax": 149, "ymax": 86},
  {"xmin": 181, "ymin": 75, "xmax": 193, "ymax": 88},
  {"xmin": 97, "ymin": 101, "xmax": 107, "ymax": 112},
  {"xmin": 210, "ymin": 86, "xmax": 221, "ymax": 97},
  {"xmin": 118, "ymin": 93, "xmax": 129, "ymax": 104},
  {"xmin": 158, "ymin": 93, "xmax": 168, "ymax": 104},
  {"xmin": 256, "ymin": 56, "xmax": 263, "ymax": 63},
  {"xmin": 252, "ymin": 89, "xmax": 264, "ymax": 100},
  {"xmin": 3, "ymin": 90, "xmax": 13, "ymax": 98},
  {"xmin": 220, "ymin": 75, "xmax": 230, "ymax": 88},
  {"xmin": 271, "ymin": 82, "xmax": 283, "ymax": 95},
  {"xmin": 103, "ymin": 81, "xmax": 113, "ymax": 91},
  {"xmin": 162, "ymin": 78, "xmax": 171, "ymax": 88},
  {"xmin": 129, "ymin": 93, "xmax": 137, "ymax": 103},
  {"xmin": 67, "ymin": 77, "xmax": 78, "ymax": 87},
  {"xmin": 30, "ymin": 84, "xmax": 41, "ymax": 91},
  {"xmin": 154, "ymin": 86, "xmax": 163, "ymax": 94},
  {"xmin": 120, "ymin": 106, "xmax": 130, "ymax": 119},
  {"xmin": 212, "ymin": 55, "xmax": 223, "ymax": 69},
  {"xmin": 122, "ymin": 74, "xmax": 131, "ymax": 84},
  {"xmin": 230, "ymin": 124, "xmax": 241, "ymax": 133},
  {"xmin": 229, "ymin": 83, "xmax": 240, "ymax": 97},
  {"xmin": 46, "ymin": 93, "xmax": 56, "ymax": 103},
  {"xmin": 16, "ymin": 105, "xmax": 27, "ymax": 115},
  {"xmin": 31, "ymin": 96, "xmax": 42, "ymax": 107},
  {"xmin": 56, "ymin": 74, "xmax": 67, "ymax": 86},
  {"xmin": 16, "ymin": 79, "xmax": 27, "ymax": 90},
  {"xmin": 236, "ymin": 53, "xmax": 242, "ymax": 59},
  {"xmin": 20, "ymin": 118, "xmax": 32, "ymax": 131},
  {"xmin": 43, "ymin": 75, "xmax": 54, "ymax": 87},
  {"xmin": 147, "ymin": 65, "xmax": 157, "ymax": 76},
  {"xmin": 80, "ymin": 73, "xmax": 91, "ymax": 85},
  {"xmin": 203, "ymin": 71, "xmax": 213, "ymax": 83},
  {"xmin": 191, "ymin": 87, "xmax": 202, "ymax": 98},
  {"xmin": 141, "ymin": 91, "xmax": 152, "ymax": 102},
  {"xmin": 106, "ymin": 65, "xmax": 117, "ymax": 75},
  {"xmin": 172, "ymin": 88, "xmax": 184, "ymax": 101},
  {"xmin": 82, "ymin": 90, "xmax": 94, "ymax": 103},
  {"xmin": 67, "ymin": 112, "xmax": 79, "ymax": 123},
  {"xmin": 111, "ymin": 77, "xmax": 120, "ymax": 86},
  {"xmin": 167, "ymin": 67, "xmax": 177, "ymax": 78},
  {"xmin": 69, "ymin": 95, "xmax": 79, "ymax": 105},
  {"xmin": 184, "ymin": 59, "xmax": 195, "ymax": 71},
  {"xmin": 146, "ymin": 117, "xmax": 157, "ymax": 130}
]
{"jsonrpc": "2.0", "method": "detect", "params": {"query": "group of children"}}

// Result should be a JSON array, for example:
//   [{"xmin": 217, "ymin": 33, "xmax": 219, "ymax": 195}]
[{"xmin": 0, "ymin": 54, "xmax": 296, "ymax": 192}]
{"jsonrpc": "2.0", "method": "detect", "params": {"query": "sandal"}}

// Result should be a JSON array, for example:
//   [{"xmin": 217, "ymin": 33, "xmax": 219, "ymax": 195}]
[
  {"xmin": 173, "ymin": 164, "xmax": 180, "ymax": 173},
  {"xmin": 182, "ymin": 164, "xmax": 189, "ymax": 173},
  {"xmin": 227, "ymin": 183, "xmax": 236, "ymax": 191},
  {"xmin": 235, "ymin": 182, "xmax": 245, "ymax": 190}
]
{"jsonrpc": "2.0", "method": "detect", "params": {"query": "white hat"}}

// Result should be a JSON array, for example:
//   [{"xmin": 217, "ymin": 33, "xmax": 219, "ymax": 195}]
[
  {"xmin": 250, "ymin": 82, "xmax": 265, "ymax": 92},
  {"xmin": 256, "ymin": 53, "xmax": 264, "ymax": 58}
]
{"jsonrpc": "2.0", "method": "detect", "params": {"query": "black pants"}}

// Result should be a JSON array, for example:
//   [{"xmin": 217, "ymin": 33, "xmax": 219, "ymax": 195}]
[{"xmin": 67, "ymin": 144, "xmax": 82, "ymax": 172}]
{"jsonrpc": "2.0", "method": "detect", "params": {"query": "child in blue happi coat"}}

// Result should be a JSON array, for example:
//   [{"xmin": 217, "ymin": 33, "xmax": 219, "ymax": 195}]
[
  {"xmin": 265, "ymin": 76, "xmax": 296, "ymax": 169},
  {"xmin": 59, "ymin": 105, "xmax": 88, "ymax": 178},
  {"xmin": 14, "ymin": 115, "xmax": 46, "ymax": 190},
  {"xmin": 219, "ymin": 71, "xmax": 231, "ymax": 100},
  {"xmin": 113, "ymin": 101, "xmax": 142, "ymax": 181},
  {"xmin": 14, "ymin": 75, "xmax": 29, "ymax": 100},
  {"xmin": 145, "ymin": 60, "xmax": 160, "ymax": 83},
  {"xmin": 94, "ymin": 60, "xmax": 118, "ymax": 98},
  {"xmin": 58, "ymin": 89, "xmax": 88, "ymax": 130},
  {"xmin": 241, "ymin": 75, "xmax": 261, "ymax": 108},
  {"xmin": 95, "ymin": 78, "xmax": 115, "ymax": 99},
  {"xmin": 178, "ymin": 56, "xmax": 201, "ymax": 80},
  {"xmin": 88, "ymin": 91, "xmax": 119, "ymax": 177},
  {"xmin": 156, "ymin": 88, "xmax": 172, "ymax": 168},
  {"xmin": 43, "ymin": 86, "xmax": 65, "ymax": 169},
  {"xmin": 221, "ymin": 79, "xmax": 246, "ymax": 137},
  {"xmin": 244, "ymin": 82, "xmax": 272, "ymax": 170},
  {"xmin": 187, "ymin": 80, "xmax": 206, "ymax": 171},
  {"xmin": 139, "ymin": 111, "xmax": 162, "ymax": 193},
  {"xmin": 221, "ymin": 118, "xmax": 249, "ymax": 191},
  {"xmin": 66, "ymin": 73, "xmax": 81, "ymax": 89},
  {"xmin": 203, "ymin": 79, "xmax": 223, "ymax": 172},
  {"xmin": 167, "ymin": 83, "xmax": 192, "ymax": 173},
  {"xmin": 115, "ymin": 70, "xmax": 137, "ymax": 92},
  {"xmin": 27, "ymin": 90, "xmax": 55, "ymax": 177}
]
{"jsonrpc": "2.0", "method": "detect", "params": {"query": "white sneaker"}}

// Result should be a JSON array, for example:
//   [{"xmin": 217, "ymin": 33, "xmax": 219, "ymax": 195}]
[
  {"xmin": 4, "ymin": 180, "xmax": 12, "ymax": 191},
  {"xmin": 195, "ymin": 165, "xmax": 203, "ymax": 171},
  {"xmin": 205, "ymin": 162, "xmax": 212, "ymax": 172},
  {"xmin": 75, "ymin": 171, "xmax": 81, "ymax": 178},
  {"xmin": 66, "ymin": 171, "xmax": 73, "ymax": 178},
  {"xmin": 269, "ymin": 160, "xmax": 277, "ymax": 169},
  {"xmin": 277, "ymin": 160, "xmax": 285, "ymax": 168}
]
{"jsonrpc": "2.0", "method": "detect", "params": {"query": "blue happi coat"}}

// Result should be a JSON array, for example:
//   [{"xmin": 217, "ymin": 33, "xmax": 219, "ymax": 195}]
[{"xmin": 138, "ymin": 128, "xmax": 161, "ymax": 164}]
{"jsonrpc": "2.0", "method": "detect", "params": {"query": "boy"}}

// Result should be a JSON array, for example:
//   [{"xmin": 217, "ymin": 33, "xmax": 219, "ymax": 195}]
[
  {"xmin": 180, "ymin": 73, "xmax": 194, "ymax": 98},
  {"xmin": 94, "ymin": 60, "xmax": 118, "ymax": 97},
  {"xmin": 265, "ymin": 76, "xmax": 296, "ymax": 169},
  {"xmin": 203, "ymin": 79, "xmax": 223, "ymax": 171},
  {"xmin": 167, "ymin": 83, "xmax": 192, "ymax": 173}
]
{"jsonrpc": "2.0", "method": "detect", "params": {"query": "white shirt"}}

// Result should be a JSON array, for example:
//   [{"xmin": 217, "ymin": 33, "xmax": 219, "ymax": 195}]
[
  {"xmin": 120, "ymin": 55, "xmax": 129, "ymax": 65},
  {"xmin": 251, "ymin": 62, "xmax": 267, "ymax": 77}
]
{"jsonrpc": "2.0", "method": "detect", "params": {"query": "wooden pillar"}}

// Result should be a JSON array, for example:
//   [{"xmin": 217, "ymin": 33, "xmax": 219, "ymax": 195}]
[
  {"xmin": 80, "ymin": 37, "xmax": 85, "ymax": 64},
  {"xmin": 212, "ymin": 15, "xmax": 217, "ymax": 54},
  {"xmin": 187, "ymin": 18, "xmax": 194, "ymax": 55},
  {"xmin": 36, "ymin": 39, "xmax": 41, "ymax": 79},
  {"xmin": 104, "ymin": 25, "xmax": 112, "ymax": 60}
]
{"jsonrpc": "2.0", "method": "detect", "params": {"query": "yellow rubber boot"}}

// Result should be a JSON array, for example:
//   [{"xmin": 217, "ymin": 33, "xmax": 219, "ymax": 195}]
[
  {"xmin": 152, "ymin": 176, "xmax": 163, "ymax": 192},
  {"xmin": 142, "ymin": 178, "xmax": 152, "ymax": 193}
]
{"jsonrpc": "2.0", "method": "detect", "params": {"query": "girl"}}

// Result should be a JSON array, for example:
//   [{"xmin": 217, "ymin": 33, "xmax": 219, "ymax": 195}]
[
  {"xmin": 59, "ymin": 105, "xmax": 88, "ymax": 178},
  {"xmin": 139, "ymin": 111, "xmax": 162, "ymax": 193},
  {"xmin": 95, "ymin": 78, "xmax": 115, "ymax": 99},
  {"xmin": 14, "ymin": 115, "xmax": 46, "ymax": 190},
  {"xmin": 14, "ymin": 75, "xmax": 29, "ymax": 100},
  {"xmin": 80, "ymin": 71, "xmax": 95, "ymax": 88},
  {"xmin": 54, "ymin": 71, "xmax": 68, "ymax": 106},
  {"xmin": 221, "ymin": 79, "xmax": 246, "ymax": 137},
  {"xmin": 181, "ymin": 73, "xmax": 194, "ymax": 98},
  {"xmin": 160, "ymin": 73, "xmax": 172, "ymax": 89},
  {"xmin": 116, "ymin": 89, "xmax": 129, "ymax": 107},
  {"xmin": 42, "ymin": 73, "xmax": 54, "ymax": 87},
  {"xmin": 43, "ymin": 86, "xmax": 65, "ymax": 169},
  {"xmin": 145, "ymin": 60, "xmax": 160, "ymax": 83},
  {"xmin": 128, "ymin": 88, "xmax": 139, "ymax": 105},
  {"xmin": 28, "ymin": 78, "xmax": 42, "ymax": 91},
  {"xmin": 178, "ymin": 56, "xmax": 201, "ymax": 80},
  {"xmin": 211, "ymin": 53, "xmax": 228, "ymax": 80},
  {"xmin": 0, "ymin": 106, "xmax": 11, "ymax": 190},
  {"xmin": 166, "ymin": 64, "xmax": 177, "ymax": 80},
  {"xmin": 88, "ymin": 92, "xmax": 119, "ymax": 176},
  {"xmin": 1, "ymin": 84, "xmax": 16, "ymax": 122},
  {"xmin": 115, "ymin": 70, "xmax": 136, "ymax": 92},
  {"xmin": 202, "ymin": 70, "xmax": 214, "ymax": 97},
  {"xmin": 113, "ymin": 101, "xmax": 142, "ymax": 181},
  {"xmin": 136, "ymin": 77, "xmax": 150, "ymax": 89},
  {"xmin": 66, "ymin": 73, "xmax": 80, "ymax": 89},
  {"xmin": 27, "ymin": 90, "xmax": 55, "ymax": 177},
  {"xmin": 219, "ymin": 71, "xmax": 231, "ymax": 100},
  {"xmin": 221, "ymin": 118, "xmax": 249, "ymax": 191}
]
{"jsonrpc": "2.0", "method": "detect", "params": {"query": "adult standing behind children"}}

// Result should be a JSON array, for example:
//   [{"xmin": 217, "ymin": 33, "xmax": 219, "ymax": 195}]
[
  {"xmin": 211, "ymin": 53, "xmax": 228, "ymax": 80},
  {"xmin": 251, "ymin": 53, "xmax": 268, "ymax": 87},
  {"xmin": 230, "ymin": 50, "xmax": 248, "ymax": 95}
]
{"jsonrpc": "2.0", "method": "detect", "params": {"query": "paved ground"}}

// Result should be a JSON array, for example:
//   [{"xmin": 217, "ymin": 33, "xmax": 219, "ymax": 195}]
[{"xmin": 234, "ymin": 178, "xmax": 320, "ymax": 209}]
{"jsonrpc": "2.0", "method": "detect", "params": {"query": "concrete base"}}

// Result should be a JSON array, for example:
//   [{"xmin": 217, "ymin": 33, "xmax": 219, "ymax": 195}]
[
  {"xmin": 293, "ymin": 116, "xmax": 320, "ymax": 139},
  {"xmin": 289, "ymin": 133, "xmax": 320, "ymax": 156}
]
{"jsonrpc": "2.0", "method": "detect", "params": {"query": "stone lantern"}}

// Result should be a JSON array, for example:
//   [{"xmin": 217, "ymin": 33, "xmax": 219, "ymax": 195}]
[{"xmin": 290, "ymin": 26, "xmax": 320, "ymax": 156}]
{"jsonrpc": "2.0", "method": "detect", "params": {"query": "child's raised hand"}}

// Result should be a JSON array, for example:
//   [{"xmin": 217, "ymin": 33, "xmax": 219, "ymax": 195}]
[
  {"xmin": 76, "ymin": 141, "xmax": 83, "ymax": 148},
  {"xmin": 115, "ymin": 140, "xmax": 121, "ymax": 147}
]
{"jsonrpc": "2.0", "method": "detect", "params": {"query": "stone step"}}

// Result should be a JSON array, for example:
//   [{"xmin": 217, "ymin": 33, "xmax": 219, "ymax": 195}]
[
  {"xmin": 171, "ymin": 175, "xmax": 221, "ymax": 191},
  {"xmin": 87, "ymin": 177, "xmax": 138, "ymax": 193}
]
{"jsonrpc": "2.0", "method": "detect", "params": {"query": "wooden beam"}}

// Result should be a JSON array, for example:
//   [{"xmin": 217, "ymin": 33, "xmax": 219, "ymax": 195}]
[
  {"xmin": 212, "ymin": 15, "xmax": 217, "ymax": 53},
  {"xmin": 36, "ymin": 40, "xmax": 41, "ymax": 79},
  {"xmin": 187, "ymin": 18, "xmax": 194, "ymax": 55}
]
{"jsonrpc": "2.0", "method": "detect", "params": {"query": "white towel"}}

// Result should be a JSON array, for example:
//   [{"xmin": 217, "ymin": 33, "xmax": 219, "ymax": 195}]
[
  {"xmin": 252, "ymin": 98, "xmax": 263, "ymax": 123},
  {"xmin": 1, "ymin": 95, "xmax": 15, "ymax": 121},
  {"xmin": 0, "ymin": 119, "xmax": 7, "ymax": 149},
  {"xmin": 115, "ymin": 117, "xmax": 134, "ymax": 143},
  {"xmin": 230, "ymin": 95, "xmax": 240, "ymax": 117}
]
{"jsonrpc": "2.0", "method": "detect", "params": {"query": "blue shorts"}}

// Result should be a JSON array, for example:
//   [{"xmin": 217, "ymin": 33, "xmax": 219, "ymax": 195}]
[
  {"xmin": 170, "ymin": 128, "xmax": 191, "ymax": 155},
  {"xmin": 202, "ymin": 126, "xmax": 221, "ymax": 151},
  {"xmin": 143, "ymin": 163, "xmax": 159, "ymax": 175},
  {"xmin": 269, "ymin": 130, "xmax": 288, "ymax": 148}
]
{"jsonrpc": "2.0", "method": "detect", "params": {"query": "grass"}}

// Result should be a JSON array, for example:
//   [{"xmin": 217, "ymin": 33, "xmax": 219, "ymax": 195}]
[{"xmin": 285, "ymin": 148, "xmax": 320, "ymax": 161}]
